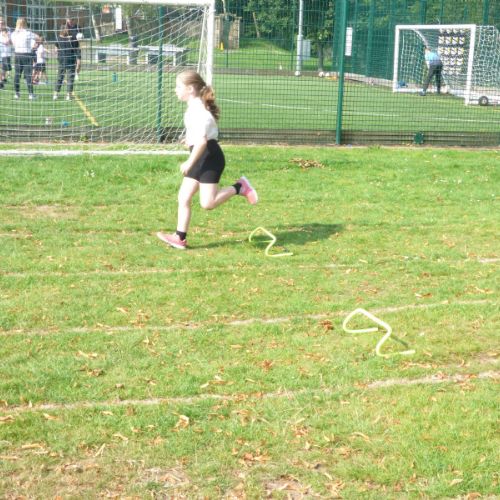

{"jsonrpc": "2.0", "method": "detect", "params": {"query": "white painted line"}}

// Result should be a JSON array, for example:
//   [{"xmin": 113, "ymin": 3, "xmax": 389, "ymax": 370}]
[
  {"xmin": 367, "ymin": 370, "xmax": 499, "ymax": 388},
  {"xmin": 0, "ymin": 263, "xmax": 349, "ymax": 279},
  {"xmin": 1, "ymin": 255, "xmax": 493, "ymax": 279},
  {"xmin": 2, "ymin": 370, "xmax": 498, "ymax": 415},
  {"xmin": 218, "ymin": 98, "xmax": 497, "ymax": 124},
  {"xmin": 0, "ymin": 150, "xmax": 187, "ymax": 157},
  {"xmin": 0, "ymin": 299, "xmax": 493, "ymax": 338}
]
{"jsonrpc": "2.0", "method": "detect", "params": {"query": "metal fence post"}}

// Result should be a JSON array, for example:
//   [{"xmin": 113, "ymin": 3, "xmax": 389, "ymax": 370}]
[
  {"xmin": 156, "ymin": 6, "xmax": 165, "ymax": 143},
  {"xmin": 420, "ymin": 0, "xmax": 427, "ymax": 23},
  {"xmin": 366, "ymin": 0, "xmax": 375, "ymax": 76},
  {"xmin": 483, "ymin": 0, "xmax": 490, "ymax": 25},
  {"xmin": 335, "ymin": 0, "xmax": 348, "ymax": 146}
]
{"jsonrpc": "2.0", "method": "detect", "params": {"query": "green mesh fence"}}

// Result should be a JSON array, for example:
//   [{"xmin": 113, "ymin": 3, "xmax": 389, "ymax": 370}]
[
  {"xmin": 216, "ymin": 0, "xmax": 500, "ymax": 146},
  {"xmin": 1, "ymin": 0, "xmax": 499, "ymax": 147}
]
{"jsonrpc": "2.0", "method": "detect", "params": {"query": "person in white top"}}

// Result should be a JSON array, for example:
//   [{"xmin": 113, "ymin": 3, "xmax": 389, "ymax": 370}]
[
  {"xmin": 33, "ymin": 36, "xmax": 47, "ymax": 85},
  {"xmin": 11, "ymin": 17, "xmax": 36, "ymax": 100},
  {"xmin": 0, "ymin": 17, "xmax": 12, "ymax": 89},
  {"xmin": 157, "ymin": 70, "xmax": 258, "ymax": 250}
]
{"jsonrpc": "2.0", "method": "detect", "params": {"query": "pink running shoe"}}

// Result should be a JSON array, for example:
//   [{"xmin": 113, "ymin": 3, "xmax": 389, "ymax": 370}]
[
  {"xmin": 238, "ymin": 176, "xmax": 258, "ymax": 205},
  {"xmin": 156, "ymin": 232, "xmax": 187, "ymax": 250}
]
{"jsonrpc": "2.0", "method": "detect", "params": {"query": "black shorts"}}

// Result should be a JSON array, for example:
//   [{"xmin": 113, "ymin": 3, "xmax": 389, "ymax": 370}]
[
  {"xmin": 186, "ymin": 139, "xmax": 225, "ymax": 184},
  {"xmin": 34, "ymin": 62, "xmax": 46, "ymax": 72}
]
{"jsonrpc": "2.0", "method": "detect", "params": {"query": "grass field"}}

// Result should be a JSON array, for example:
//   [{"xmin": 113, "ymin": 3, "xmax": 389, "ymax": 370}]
[{"xmin": 0, "ymin": 145, "xmax": 499, "ymax": 498}]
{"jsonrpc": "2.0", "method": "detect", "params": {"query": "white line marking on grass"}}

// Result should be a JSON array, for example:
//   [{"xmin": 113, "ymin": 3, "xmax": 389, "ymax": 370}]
[
  {"xmin": 0, "ymin": 150, "xmax": 187, "ymax": 157},
  {"xmin": 219, "ymin": 98, "xmax": 311, "ymax": 111},
  {"xmin": 1, "ymin": 255, "xmax": 494, "ymax": 279},
  {"xmin": 0, "ymin": 299, "xmax": 493, "ymax": 338},
  {"xmin": 367, "ymin": 370, "xmax": 499, "ymax": 388},
  {"xmin": 2, "ymin": 370, "xmax": 498, "ymax": 415},
  {"xmin": 219, "ymin": 98, "xmax": 497, "ymax": 124},
  {"xmin": 0, "ymin": 263, "xmax": 349, "ymax": 279}
]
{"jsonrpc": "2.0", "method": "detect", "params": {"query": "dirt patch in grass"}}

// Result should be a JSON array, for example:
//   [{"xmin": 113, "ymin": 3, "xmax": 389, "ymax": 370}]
[
  {"xmin": 7, "ymin": 204, "xmax": 77, "ymax": 220},
  {"xmin": 0, "ymin": 230, "xmax": 32, "ymax": 238},
  {"xmin": 264, "ymin": 475, "xmax": 321, "ymax": 498},
  {"xmin": 139, "ymin": 466, "xmax": 191, "ymax": 493}
]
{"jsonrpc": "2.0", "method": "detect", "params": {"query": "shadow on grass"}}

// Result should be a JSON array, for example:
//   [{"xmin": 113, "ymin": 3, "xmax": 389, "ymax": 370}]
[
  {"xmin": 276, "ymin": 223, "xmax": 344, "ymax": 246},
  {"xmin": 199, "ymin": 223, "xmax": 343, "ymax": 250}
]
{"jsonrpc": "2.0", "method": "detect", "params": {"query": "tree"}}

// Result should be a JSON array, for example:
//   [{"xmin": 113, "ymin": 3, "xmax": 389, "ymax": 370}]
[
  {"xmin": 304, "ymin": 0, "xmax": 334, "ymax": 71},
  {"xmin": 243, "ymin": 0, "xmax": 293, "ymax": 40}
]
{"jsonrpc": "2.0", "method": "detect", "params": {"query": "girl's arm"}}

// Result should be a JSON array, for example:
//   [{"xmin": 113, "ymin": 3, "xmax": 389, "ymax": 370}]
[{"xmin": 180, "ymin": 137, "xmax": 207, "ymax": 175}]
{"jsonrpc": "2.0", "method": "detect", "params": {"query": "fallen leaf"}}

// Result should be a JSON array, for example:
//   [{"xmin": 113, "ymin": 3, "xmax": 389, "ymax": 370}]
[
  {"xmin": 43, "ymin": 413, "xmax": 60, "ymax": 421},
  {"xmin": 112, "ymin": 433, "xmax": 129, "ymax": 442},
  {"xmin": 351, "ymin": 431, "xmax": 371, "ymax": 442},
  {"xmin": 21, "ymin": 443, "xmax": 44, "ymax": 450},
  {"xmin": 174, "ymin": 415, "xmax": 190, "ymax": 431}
]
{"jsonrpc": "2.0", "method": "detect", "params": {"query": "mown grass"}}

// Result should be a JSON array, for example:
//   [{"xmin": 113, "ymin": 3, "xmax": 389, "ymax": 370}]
[{"xmin": 0, "ymin": 145, "xmax": 498, "ymax": 498}]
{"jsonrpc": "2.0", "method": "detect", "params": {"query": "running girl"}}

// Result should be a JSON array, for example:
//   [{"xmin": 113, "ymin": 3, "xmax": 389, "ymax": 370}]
[{"xmin": 157, "ymin": 70, "xmax": 257, "ymax": 250}]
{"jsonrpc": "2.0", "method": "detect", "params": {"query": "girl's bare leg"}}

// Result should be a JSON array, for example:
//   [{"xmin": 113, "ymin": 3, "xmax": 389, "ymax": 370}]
[
  {"xmin": 177, "ymin": 177, "xmax": 199, "ymax": 232},
  {"xmin": 199, "ymin": 183, "xmax": 237, "ymax": 210}
]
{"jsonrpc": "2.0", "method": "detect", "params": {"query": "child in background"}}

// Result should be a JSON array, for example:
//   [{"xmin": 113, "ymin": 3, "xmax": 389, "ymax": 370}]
[
  {"xmin": 157, "ymin": 70, "xmax": 258, "ymax": 250},
  {"xmin": 0, "ymin": 17, "xmax": 12, "ymax": 89},
  {"xmin": 32, "ymin": 36, "xmax": 47, "ymax": 85}
]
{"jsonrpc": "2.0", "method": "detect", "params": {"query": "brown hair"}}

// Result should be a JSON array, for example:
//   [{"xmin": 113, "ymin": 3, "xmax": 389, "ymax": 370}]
[{"xmin": 178, "ymin": 70, "xmax": 220, "ymax": 121}]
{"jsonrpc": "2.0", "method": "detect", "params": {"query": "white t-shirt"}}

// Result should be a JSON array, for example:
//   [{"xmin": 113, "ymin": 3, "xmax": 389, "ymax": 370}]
[
  {"xmin": 184, "ymin": 97, "xmax": 218, "ymax": 146},
  {"xmin": 0, "ymin": 30, "xmax": 11, "ymax": 58},
  {"xmin": 11, "ymin": 29, "xmax": 35, "ymax": 54},
  {"xmin": 36, "ymin": 44, "xmax": 45, "ymax": 63}
]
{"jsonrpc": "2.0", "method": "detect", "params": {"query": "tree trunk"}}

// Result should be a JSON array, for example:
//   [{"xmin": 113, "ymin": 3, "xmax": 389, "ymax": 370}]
[
  {"xmin": 318, "ymin": 43, "xmax": 324, "ymax": 71},
  {"xmin": 252, "ymin": 12, "xmax": 260, "ymax": 38}
]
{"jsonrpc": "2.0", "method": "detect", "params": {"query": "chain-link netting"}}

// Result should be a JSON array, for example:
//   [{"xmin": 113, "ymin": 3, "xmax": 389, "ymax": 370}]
[{"xmin": 1, "ymin": 0, "xmax": 499, "ymax": 147}]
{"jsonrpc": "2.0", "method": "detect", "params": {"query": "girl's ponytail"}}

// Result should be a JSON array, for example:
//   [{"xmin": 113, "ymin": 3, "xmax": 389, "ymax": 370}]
[
  {"xmin": 177, "ymin": 70, "xmax": 220, "ymax": 120},
  {"xmin": 200, "ymin": 85, "xmax": 220, "ymax": 121}
]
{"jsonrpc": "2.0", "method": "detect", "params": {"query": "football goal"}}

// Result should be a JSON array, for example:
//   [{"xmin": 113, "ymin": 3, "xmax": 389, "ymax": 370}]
[
  {"xmin": 0, "ymin": 0, "xmax": 214, "ymax": 146},
  {"xmin": 393, "ymin": 24, "xmax": 500, "ymax": 106}
]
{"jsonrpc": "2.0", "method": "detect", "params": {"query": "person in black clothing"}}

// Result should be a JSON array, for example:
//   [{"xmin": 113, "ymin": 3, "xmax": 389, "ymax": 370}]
[
  {"xmin": 53, "ymin": 28, "xmax": 76, "ymax": 100},
  {"xmin": 65, "ymin": 18, "xmax": 82, "ymax": 80}
]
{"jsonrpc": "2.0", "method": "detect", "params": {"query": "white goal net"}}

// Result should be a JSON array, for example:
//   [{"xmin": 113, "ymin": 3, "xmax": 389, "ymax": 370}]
[
  {"xmin": 393, "ymin": 24, "xmax": 500, "ymax": 105},
  {"xmin": 0, "ymin": 0, "xmax": 214, "ymax": 146}
]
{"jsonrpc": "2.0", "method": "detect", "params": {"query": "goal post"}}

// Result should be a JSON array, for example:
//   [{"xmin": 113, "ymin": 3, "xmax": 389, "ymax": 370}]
[
  {"xmin": 393, "ymin": 24, "xmax": 500, "ymax": 106},
  {"xmin": 0, "ymin": 0, "xmax": 215, "ymax": 146},
  {"xmin": 393, "ymin": 24, "xmax": 477, "ymax": 103}
]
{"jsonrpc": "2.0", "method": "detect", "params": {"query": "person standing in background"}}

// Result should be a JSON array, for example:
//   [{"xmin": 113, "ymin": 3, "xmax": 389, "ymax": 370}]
[
  {"xmin": 53, "ymin": 27, "xmax": 77, "ymax": 100},
  {"xmin": 32, "ymin": 36, "xmax": 47, "ymax": 85},
  {"xmin": 65, "ymin": 18, "xmax": 82, "ymax": 80},
  {"xmin": 11, "ymin": 17, "xmax": 36, "ymax": 100},
  {"xmin": 420, "ymin": 46, "xmax": 443, "ymax": 96},
  {"xmin": 0, "ymin": 17, "xmax": 12, "ymax": 89}
]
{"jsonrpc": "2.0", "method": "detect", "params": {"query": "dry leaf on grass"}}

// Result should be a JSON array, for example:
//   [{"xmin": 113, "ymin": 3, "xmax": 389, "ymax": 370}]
[
  {"xmin": 173, "ymin": 415, "xmax": 190, "ymax": 431},
  {"xmin": 289, "ymin": 158, "xmax": 326, "ymax": 170},
  {"xmin": 43, "ymin": 413, "xmax": 60, "ymax": 421}
]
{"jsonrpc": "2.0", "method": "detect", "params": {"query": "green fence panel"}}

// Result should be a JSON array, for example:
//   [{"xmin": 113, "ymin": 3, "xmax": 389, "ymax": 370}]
[{"xmin": 1, "ymin": 0, "xmax": 499, "ymax": 146}]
